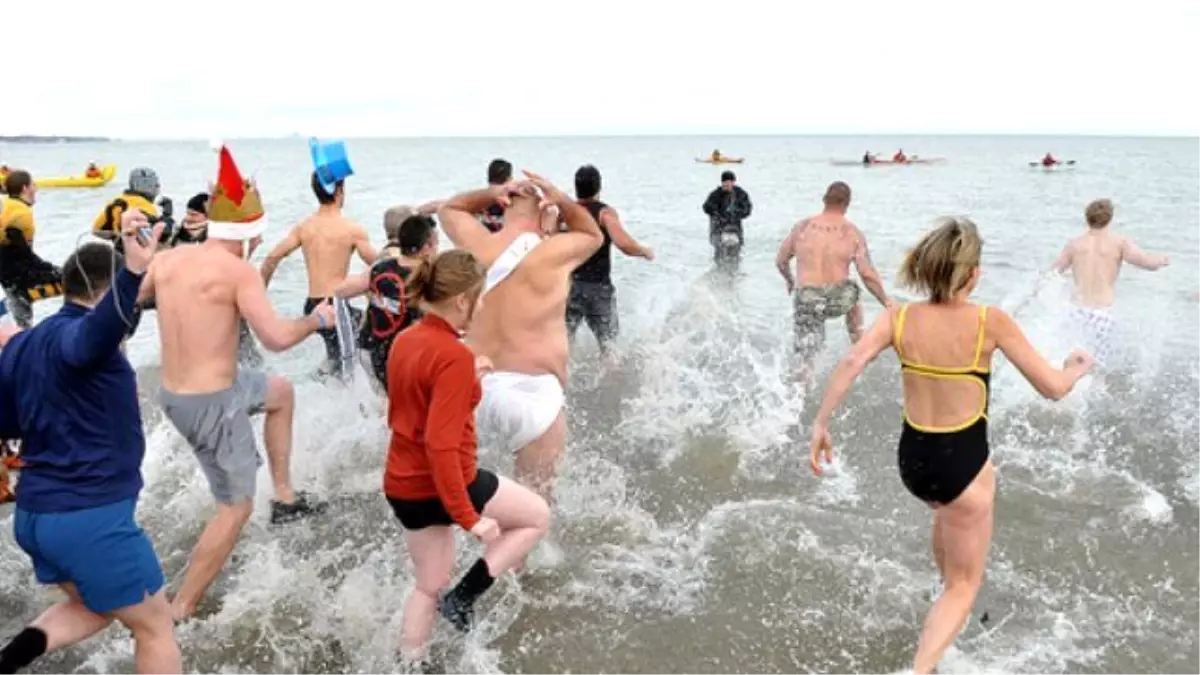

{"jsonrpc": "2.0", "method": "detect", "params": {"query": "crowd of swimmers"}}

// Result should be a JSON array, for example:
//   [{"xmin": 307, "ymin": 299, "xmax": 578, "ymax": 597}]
[{"xmin": 0, "ymin": 145, "xmax": 1172, "ymax": 673}]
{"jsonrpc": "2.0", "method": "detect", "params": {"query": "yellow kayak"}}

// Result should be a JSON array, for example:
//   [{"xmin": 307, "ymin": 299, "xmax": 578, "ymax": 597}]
[
  {"xmin": 695, "ymin": 157, "xmax": 744, "ymax": 164},
  {"xmin": 33, "ymin": 165, "xmax": 117, "ymax": 188}
]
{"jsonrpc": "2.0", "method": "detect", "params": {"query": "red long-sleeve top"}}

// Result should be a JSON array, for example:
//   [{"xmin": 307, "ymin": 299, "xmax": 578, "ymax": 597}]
[{"xmin": 384, "ymin": 313, "xmax": 483, "ymax": 530}]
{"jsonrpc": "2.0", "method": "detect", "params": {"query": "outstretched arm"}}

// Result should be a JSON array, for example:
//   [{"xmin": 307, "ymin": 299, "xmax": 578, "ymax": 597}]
[
  {"xmin": 438, "ymin": 188, "xmax": 502, "ymax": 252},
  {"xmin": 775, "ymin": 224, "xmax": 798, "ymax": 293},
  {"xmin": 602, "ymin": 208, "xmax": 654, "ymax": 260},
  {"xmin": 260, "ymin": 227, "xmax": 302, "ymax": 288},
  {"xmin": 236, "ymin": 264, "xmax": 322, "ymax": 352},
  {"xmin": 1121, "ymin": 238, "xmax": 1170, "ymax": 270},
  {"xmin": 851, "ymin": 227, "xmax": 891, "ymax": 307},
  {"xmin": 992, "ymin": 307, "xmax": 1090, "ymax": 399},
  {"xmin": 334, "ymin": 271, "xmax": 370, "ymax": 299}
]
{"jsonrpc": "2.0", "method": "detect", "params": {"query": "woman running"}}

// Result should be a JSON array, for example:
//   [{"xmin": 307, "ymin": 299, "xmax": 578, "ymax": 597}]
[
  {"xmin": 384, "ymin": 249, "xmax": 550, "ymax": 664},
  {"xmin": 807, "ymin": 217, "xmax": 1093, "ymax": 674}
]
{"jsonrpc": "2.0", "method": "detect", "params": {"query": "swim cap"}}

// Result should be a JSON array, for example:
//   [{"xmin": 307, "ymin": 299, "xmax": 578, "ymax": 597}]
[{"xmin": 129, "ymin": 167, "xmax": 161, "ymax": 199}]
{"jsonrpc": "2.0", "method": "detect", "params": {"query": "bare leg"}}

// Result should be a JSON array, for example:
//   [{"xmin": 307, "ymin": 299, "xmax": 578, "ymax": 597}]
[
  {"xmin": 932, "ymin": 511, "xmax": 947, "ymax": 580},
  {"xmin": 262, "ymin": 375, "xmax": 296, "ymax": 504},
  {"xmin": 480, "ymin": 476, "xmax": 551, "ymax": 576},
  {"xmin": 912, "ymin": 462, "xmax": 996, "ymax": 674},
  {"xmin": 845, "ymin": 304, "xmax": 864, "ymax": 343},
  {"xmin": 171, "ymin": 500, "xmax": 253, "ymax": 621},
  {"xmin": 514, "ymin": 411, "xmax": 566, "ymax": 505},
  {"xmin": 400, "ymin": 527, "xmax": 455, "ymax": 661},
  {"xmin": 111, "ymin": 590, "xmax": 181, "ymax": 674},
  {"xmin": 31, "ymin": 584, "xmax": 112, "ymax": 651}
]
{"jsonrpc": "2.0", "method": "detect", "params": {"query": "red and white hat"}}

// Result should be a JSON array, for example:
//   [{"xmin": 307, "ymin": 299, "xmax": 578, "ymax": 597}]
[{"xmin": 207, "ymin": 144, "xmax": 268, "ymax": 241}]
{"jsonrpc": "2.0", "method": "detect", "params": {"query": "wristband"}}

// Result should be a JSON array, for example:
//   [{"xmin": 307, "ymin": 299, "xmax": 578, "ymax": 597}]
[{"xmin": 316, "ymin": 312, "xmax": 327, "ymax": 330}]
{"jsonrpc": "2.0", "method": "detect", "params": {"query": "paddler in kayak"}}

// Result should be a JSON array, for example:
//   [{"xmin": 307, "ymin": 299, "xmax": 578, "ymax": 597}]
[
  {"xmin": 1041, "ymin": 152, "xmax": 1059, "ymax": 167},
  {"xmin": 861, "ymin": 151, "xmax": 877, "ymax": 166},
  {"xmin": 84, "ymin": 162, "xmax": 102, "ymax": 179},
  {"xmin": 93, "ymin": 167, "xmax": 176, "ymax": 253},
  {"xmin": 893, "ymin": 149, "xmax": 908, "ymax": 163},
  {"xmin": 1, "ymin": 170, "xmax": 63, "ymax": 329}
]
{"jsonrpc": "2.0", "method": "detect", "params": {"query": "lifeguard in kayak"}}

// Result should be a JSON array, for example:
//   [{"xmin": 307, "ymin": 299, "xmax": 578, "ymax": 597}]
[
  {"xmin": 893, "ymin": 149, "xmax": 908, "ymax": 163},
  {"xmin": 1041, "ymin": 152, "xmax": 1059, "ymax": 167},
  {"xmin": 862, "ymin": 151, "xmax": 877, "ymax": 165},
  {"xmin": 84, "ymin": 162, "xmax": 103, "ymax": 179}
]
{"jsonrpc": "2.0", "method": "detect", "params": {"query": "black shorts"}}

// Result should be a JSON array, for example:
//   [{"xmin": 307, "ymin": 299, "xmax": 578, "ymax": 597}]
[
  {"xmin": 387, "ymin": 469, "xmax": 500, "ymax": 531},
  {"xmin": 566, "ymin": 281, "xmax": 618, "ymax": 346},
  {"xmin": 303, "ymin": 297, "xmax": 362, "ymax": 374}
]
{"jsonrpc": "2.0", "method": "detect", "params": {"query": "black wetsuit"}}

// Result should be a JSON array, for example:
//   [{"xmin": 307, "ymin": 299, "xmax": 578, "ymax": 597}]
[
  {"xmin": 702, "ymin": 186, "xmax": 752, "ymax": 265},
  {"xmin": 566, "ymin": 200, "xmax": 619, "ymax": 348},
  {"xmin": 357, "ymin": 254, "xmax": 421, "ymax": 388}
]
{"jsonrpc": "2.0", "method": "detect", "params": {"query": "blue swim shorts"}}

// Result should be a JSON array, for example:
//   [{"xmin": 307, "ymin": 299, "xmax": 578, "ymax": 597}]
[{"xmin": 14, "ymin": 499, "xmax": 165, "ymax": 614}]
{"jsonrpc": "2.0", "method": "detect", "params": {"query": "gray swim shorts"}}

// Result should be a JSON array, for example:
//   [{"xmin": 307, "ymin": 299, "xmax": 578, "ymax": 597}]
[
  {"xmin": 793, "ymin": 280, "xmax": 861, "ymax": 357},
  {"xmin": 159, "ymin": 370, "xmax": 269, "ymax": 505}
]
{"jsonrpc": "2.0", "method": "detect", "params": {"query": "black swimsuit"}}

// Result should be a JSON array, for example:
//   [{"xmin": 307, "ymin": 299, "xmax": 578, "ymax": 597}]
[{"xmin": 894, "ymin": 304, "xmax": 992, "ymax": 505}]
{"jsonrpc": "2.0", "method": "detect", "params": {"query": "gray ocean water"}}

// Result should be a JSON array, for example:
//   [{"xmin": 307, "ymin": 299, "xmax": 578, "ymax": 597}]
[{"xmin": 1, "ymin": 135, "xmax": 1197, "ymax": 674}]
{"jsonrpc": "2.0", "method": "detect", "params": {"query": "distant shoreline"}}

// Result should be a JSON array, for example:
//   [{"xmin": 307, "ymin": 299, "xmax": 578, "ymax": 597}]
[{"xmin": 0, "ymin": 135, "xmax": 110, "ymax": 144}]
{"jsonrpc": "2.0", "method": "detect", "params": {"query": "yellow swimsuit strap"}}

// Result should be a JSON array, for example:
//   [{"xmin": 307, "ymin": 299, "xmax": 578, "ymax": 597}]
[{"xmin": 895, "ymin": 304, "xmax": 991, "ymax": 433}]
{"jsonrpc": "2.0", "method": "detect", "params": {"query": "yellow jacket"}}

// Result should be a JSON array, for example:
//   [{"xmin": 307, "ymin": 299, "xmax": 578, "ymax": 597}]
[
  {"xmin": 0, "ymin": 196, "xmax": 35, "ymax": 247},
  {"xmin": 94, "ymin": 192, "xmax": 158, "ymax": 240}
]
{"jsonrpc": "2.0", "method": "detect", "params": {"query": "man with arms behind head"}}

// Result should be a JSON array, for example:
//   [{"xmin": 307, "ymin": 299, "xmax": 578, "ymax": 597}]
[
  {"xmin": 1052, "ymin": 198, "xmax": 1169, "ymax": 367},
  {"xmin": 260, "ymin": 172, "xmax": 377, "ymax": 378},
  {"xmin": 567, "ymin": 165, "xmax": 654, "ymax": 355},
  {"xmin": 139, "ymin": 147, "xmax": 331, "ymax": 622},
  {"xmin": 0, "ymin": 212, "xmax": 180, "ymax": 674},
  {"xmin": 438, "ymin": 172, "xmax": 603, "ymax": 501},
  {"xmin": 481, "ymin": 159, "xmax": 513, "ymax": 233},
  {"xmin": 775, "ymin": 181, "xmax": 891, "ymax": 375}
]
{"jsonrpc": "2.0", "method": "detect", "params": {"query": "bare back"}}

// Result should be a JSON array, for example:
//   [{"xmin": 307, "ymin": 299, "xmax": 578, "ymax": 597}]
[
  {"xmin": 465, "ymin": 231, "xmax": 572, "ymax": 384},
  {"xmin": 789, "ymin": 214, "xmax": 862, "ymax": 287},
  {"xmin": 1060, "ymin": 231, "xmax": 1126, "ymax": 308},
  {"xmin": 151, "ymin": 245, "xmax": 248, "ymax": 394},
  {"xmin": 295, "ymin": 213, "xmax": 372, "ymax": 298}
]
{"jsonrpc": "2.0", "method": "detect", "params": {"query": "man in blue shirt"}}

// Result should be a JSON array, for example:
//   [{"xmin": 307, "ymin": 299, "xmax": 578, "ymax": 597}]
[{"xmin": 0, "ymin": 211, "xmax": 181, "ymax": 674}]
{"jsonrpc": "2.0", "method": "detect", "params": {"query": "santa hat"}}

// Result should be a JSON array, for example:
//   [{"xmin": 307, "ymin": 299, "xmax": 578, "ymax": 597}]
[{"xmin": 207, "ymin": 144, "xmax": 268, "ymax": 241}]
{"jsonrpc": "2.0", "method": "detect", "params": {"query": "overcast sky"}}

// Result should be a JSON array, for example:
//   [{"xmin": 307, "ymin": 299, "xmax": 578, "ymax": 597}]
[{"xmin": 6, "ymin": 0, "xmax": 1197, "ymax": 138}]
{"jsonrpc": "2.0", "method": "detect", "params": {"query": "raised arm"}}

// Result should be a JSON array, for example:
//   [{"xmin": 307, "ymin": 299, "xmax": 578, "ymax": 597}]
[
  {"xmin": 437, "ymin": 188, "xmax": 502, "ymax": 251},
  {"xmin": 424, "ymin": 352, "xmax": 484, "ymax": 531},
  {"xmin": 259, "ymin": 227, "xmax": 302, "ymax": 288},
  {"xmin": 235, "ymin": 264, "xmax": 324, "ymax": 352},
  {"xmin": 601, "ymin": 208, "xmax": 654, "ymax": 261},
  {"xmin": 525, "ymin": 173, "xmax": 602, "ymax": 270},
  {"xmin": 352, "ymin": 224, "xmax": 379, "ymax": 266},
  {"xmin": 851, "ymin": 226, "xmax": 891, "ymax": 307},
  {"xmin": 415, "ymin": 199, "xmax": 443, "ymax": 216},
  {"xmin": 775, "ymin": 223, "xmax": 799, "ymax": 292},
  {"xmin": 991, "ymin": 307, "xmax": 1091, "ymax": 400},
  {"xmin": 1121, "ymin": 238, "xmax": 1170, "ymax": 271}
]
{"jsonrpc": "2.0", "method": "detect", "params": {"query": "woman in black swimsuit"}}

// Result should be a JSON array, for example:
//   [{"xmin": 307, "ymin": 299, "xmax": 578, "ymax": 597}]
[{"xmin": 807, "ymin": 217, "xmax": 1094, "ymax": 674}]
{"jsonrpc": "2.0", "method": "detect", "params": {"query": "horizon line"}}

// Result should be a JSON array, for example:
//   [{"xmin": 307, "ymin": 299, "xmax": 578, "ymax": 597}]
[{"xmin": 3, "ymin": 130, "xmax": 1197, "ymax": 143}]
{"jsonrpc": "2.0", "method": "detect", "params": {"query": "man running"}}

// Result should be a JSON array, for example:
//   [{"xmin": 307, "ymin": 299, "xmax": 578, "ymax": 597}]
[
  {"xmin": 566, "ymin": 165, "xmax": 654, "ymax": 355},
  {"xmin": 438, "ymin": 172, "xmax": 603, "ymax": 500},
  {"xmin": 1, "ymin": 170, "xmax": 61, "ymax": 328},
  {"xmin": 775, "ymin": 181, "xmax": 892, "ymax": 374},
  {"xmin": 702, "ymin": 170, "xmax": 752, "ymax": 268},
  {"xmin": 1052, "ymin": 198, "xmax": 1169, "ymax": 367},
  {"xmin": 260, "ymin": 171, "xmax": 377, "ymax": 378},
  {"xmin": 139, "ymin": 146, "xmax": 331, "ymax": 621},
  {"xmin": 335, "ymin": 207, "xmax": 439, "ymax": 392},
  {"xmin": 481, "ymin": 159, "xmax": 513, "ymax": 233},
  {"xmin": 0, "ymin": 211, "xmax": 181, "ymax": 674}
]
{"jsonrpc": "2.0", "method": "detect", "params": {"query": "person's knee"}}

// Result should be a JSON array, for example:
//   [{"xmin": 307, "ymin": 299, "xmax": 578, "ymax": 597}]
[
  {"xmin": 215, "ymin": 499, "xmax": 255, "ymax": 528},
  {"xmin": 529, "ymin": 495, "xmax": 552, "ymax": 534},
  {"xmin": 265, "ymin": 376, "xmax": 294, "ymax": 412},
  {"xmin": 414, "ymin": 569, "xmax": 452, "ymax": 598}
]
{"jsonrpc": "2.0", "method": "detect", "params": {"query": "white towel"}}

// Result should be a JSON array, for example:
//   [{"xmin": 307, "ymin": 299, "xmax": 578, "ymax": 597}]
[{"xmin": 485, "ymin": 233, "xmax": 542, "ymax": 295}]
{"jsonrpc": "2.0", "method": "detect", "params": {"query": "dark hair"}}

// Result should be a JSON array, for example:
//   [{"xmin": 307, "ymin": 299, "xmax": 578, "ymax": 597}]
[
  {"xmin": 186, "ymin": 192, "xmax": 209, "ymax": 214},
  {"xmin": 4, "ymin": 170, "xmax": 32, "ymax": 198},
  {"xmin": 487, "ymin": 159, "xmax": 512, "ymax": 186},
  {"xmin": 405, "ymin": 249, "xmax": 485, "ymax": 305},
  {"xmin": 574, "ymin": 165, "xmax": 602, "ymax": 200},
  {"xmin": 720, "ymin": 170, "xmax": 736, "ymax": 182},
  {"xmin": 62, "ymin": 243, "xmax": 122, "ymax": 302},
  {"xmin": 398, "ymin": 215, "xmax": 436, "ymax": 255},
  {"xmin": 310, "ymin": 171, "xmax": 344, "ymax": 205},
  {"xmin": 1085, "ymin": 199, "xmax": 1113, "ymax": 229}
]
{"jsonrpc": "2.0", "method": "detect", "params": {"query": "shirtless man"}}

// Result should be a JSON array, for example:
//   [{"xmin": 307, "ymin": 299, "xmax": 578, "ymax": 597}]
[
  {"xmin": 139, "ymin": 147, "xmax": 332, "ymax": 621},
  {"xmin": 775, "ymin": 181, "xmax": 891, "ymax": 373},
  {"xmin": 1052, "ymin": 198, "xmax": 1169, "ymax": 367},
  {"xmin": 438, "ymin": 171, "xmax": 603, "ymax": 500},
  {"xmin": 260, "ymin": 172, "xmax": 377, "ymax": 378}
]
